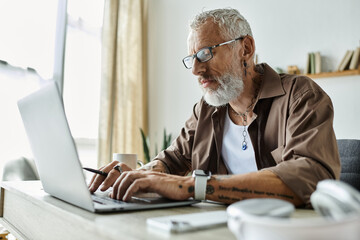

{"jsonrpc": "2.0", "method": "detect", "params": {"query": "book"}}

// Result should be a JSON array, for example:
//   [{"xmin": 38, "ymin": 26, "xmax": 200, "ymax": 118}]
[
  {"xmin": 337, "ymin": 50, "xmax": 350, "ymax": 71},
  {"xmin": 337, "ymin": 50, "xmax": 354, "ymax": 71},
  {"xmin": 310, "ymin": 52, "xmax": 315, "ymax": 74},
  {"xmin": 349, "ymin": 47, "xmax": 360, "ymax": 70},
  {"xmin": 315, "ymin": 52, "xmax": 321, "ymax": 74},
  {"xmin": 304, "ymin": 53, "xmax": 311, "ymax": 74}
]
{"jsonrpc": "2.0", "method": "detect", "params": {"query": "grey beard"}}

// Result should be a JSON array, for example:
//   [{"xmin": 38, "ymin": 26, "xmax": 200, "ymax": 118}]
[{"xmin": 202, "ymin": 73, "xmax": 244, "ymax": 107}]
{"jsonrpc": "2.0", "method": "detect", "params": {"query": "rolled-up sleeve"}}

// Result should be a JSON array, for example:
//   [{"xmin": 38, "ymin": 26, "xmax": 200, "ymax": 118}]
[
  {"xmin": 266, "ymin": 82, "xmax": 341, "ymax": 207},
  {"xmin": 154, "ymin": 101, "xmax": 202, "ymax": 175}
]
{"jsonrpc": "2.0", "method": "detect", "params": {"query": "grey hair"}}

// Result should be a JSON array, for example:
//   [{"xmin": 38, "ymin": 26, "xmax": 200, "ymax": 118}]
[{"xmin": 190, "ymin": 8, "xmax": 253, "ymax": 40}]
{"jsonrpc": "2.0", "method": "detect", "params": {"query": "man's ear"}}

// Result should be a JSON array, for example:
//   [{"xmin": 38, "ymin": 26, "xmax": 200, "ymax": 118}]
[{"xmin": 240, "ymin": 36, "xmax": 255, "ymax": 61}]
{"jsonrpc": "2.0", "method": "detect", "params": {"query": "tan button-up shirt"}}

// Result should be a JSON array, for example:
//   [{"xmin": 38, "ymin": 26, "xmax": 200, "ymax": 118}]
[{"xmin": 155, "ymin": 63, "xmax": 340, "ymax": 206}]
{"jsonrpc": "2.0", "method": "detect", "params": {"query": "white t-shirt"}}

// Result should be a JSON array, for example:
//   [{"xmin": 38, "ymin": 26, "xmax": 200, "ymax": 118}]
[{"xmin": 221, "ymin": 108, "xmax": 257, "ymax": 174}]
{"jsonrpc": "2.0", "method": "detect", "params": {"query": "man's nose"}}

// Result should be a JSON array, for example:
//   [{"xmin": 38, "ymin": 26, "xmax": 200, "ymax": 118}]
[{"xmin": 191, "ymin": 58, "xmax": 206, "ymax": 76}]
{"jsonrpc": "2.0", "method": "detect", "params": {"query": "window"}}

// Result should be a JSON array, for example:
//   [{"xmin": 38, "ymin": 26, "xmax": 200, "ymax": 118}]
[
  {"xmin": 63, "ymin": 0, "xmax": 104, "ymax": 168},
  {"xmin": 0, "ymin": 0, "xmax": 59, "ymax": 175},
  {"xmin": 0, "ymin": 0, "xmax": 104, "ymax": 175}
]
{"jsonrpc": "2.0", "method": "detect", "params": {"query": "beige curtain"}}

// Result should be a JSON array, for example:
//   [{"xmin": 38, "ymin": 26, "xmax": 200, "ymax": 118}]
[{"xmin": 98, "ymin": 0, "xmax": 148, "ymax": 167}]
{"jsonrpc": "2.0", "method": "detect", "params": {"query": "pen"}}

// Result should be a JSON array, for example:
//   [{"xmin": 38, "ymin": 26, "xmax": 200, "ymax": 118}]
[{"xmin": 83, "ymin": 167, "xmax": 108, "ymax": 177}]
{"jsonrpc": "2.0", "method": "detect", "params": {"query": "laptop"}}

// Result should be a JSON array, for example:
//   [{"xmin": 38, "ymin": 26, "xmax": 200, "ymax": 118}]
[{"xmin": 17, "ymin": 81, "xmax": 198, "ymax": 212}]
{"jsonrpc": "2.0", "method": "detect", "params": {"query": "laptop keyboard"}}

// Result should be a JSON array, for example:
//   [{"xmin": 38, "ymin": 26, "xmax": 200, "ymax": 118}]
[
  {"xmin": 92, "ymin": 194, "xmax": 129, "ymax": 205},
  {"xmin": 91, "ymin": 193, "xmax": 156, "ymax": 205},
  {"xmin": 91, "ymin": 189, "xmax": 176, "ymax": 206}
]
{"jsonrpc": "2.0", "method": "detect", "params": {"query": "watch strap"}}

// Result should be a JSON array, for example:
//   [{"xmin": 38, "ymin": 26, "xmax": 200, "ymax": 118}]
[{"xmin": 194, "ymin": 171, "xmax": 208, "ymax": 200}]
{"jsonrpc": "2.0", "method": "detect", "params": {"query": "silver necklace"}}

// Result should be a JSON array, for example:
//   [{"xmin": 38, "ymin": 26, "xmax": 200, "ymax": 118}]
[
  {"xmin": 229, "ymin": 101, "xmax": 255, "ymax": 151},
  {"xmin": 230, "ymin": 73, "xmax": 262, "ymax": 150}
]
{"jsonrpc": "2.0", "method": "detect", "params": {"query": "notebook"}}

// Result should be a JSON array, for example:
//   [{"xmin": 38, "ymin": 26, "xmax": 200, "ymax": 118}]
[{"xmin": 17, "ymin": 81, "xmax": 198, "ymax": 212}]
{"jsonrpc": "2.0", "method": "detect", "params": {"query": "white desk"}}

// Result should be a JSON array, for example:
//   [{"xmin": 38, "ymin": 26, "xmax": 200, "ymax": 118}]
[
  {"xmin": 0, "ymin": 181, "xmax": 317, "ymax": 240},
  {"xmin": 0, "ymin": 181, "xmax": 235, "ymax": 240}
]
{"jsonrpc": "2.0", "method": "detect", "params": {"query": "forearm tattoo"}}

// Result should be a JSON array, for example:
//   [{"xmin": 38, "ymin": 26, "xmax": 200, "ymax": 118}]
[
  {"xmin": 206, "ymin": 185, "xmax": 214, "ymax": 194},
  {"xmin": 213, "ymin": 174, "xmax": 295, "ymax": 201},
  {"xmin": 217, "ymin": 185, "xmax": 294, "ymax": 200},
  {"xmin": 180, "ymin": 175, "xmax": 295, "ymax": 202}
]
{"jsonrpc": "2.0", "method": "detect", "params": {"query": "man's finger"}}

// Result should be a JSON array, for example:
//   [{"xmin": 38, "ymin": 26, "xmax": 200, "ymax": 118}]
[
  {"xmin": 111, "ymin": 171, "xmax": 128, "ymax": 198},
  {"xmin": 123, "ymin": 178, "xmax": 151, "ymax": 201},
  {"xmin": 117, "ymin": 171, "xmax": 144, "ymax": 200},
  {"xmin": 104, "ymin": 162, "xmax": 134, "ymax": 193},
  {"xmin": 88, "ymin": 166, "xmax": 107, "ymax": 192},
  {"xmin": 88, "ymin": 167, "xmax": 100, "ymax": 187},
  {"xmin": 89, "ymin": 161, "xmax": 119, "ymax": 192},
  {"xmin": 100, "ymin": 169, "xmax": 121, "ymax": 191}
]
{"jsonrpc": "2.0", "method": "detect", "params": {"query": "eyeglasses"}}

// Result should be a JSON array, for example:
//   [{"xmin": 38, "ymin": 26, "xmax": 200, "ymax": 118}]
[{"xmin": 182, "ymin": 36, "xmax": 244, "ymax": 69}]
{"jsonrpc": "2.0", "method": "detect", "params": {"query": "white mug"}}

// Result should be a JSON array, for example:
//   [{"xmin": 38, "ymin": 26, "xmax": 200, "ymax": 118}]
[{"xmin": 113, "ymin": 153, "xmax": 144, "ymax": 169}]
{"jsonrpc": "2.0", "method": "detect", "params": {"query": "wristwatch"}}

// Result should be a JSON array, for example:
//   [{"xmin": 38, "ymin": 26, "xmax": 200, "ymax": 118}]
[{"xmin": 192, "ymin": 169, "xmax": 212, "ymax": 200}]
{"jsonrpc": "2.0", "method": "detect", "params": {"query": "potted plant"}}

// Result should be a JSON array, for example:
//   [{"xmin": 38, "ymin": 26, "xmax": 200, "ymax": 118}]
[{"xmin": 140, "ymin": 128, "xmax": 172, "ymax": 163}]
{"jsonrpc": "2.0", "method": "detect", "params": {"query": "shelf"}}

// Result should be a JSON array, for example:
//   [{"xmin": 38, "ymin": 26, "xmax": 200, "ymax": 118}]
[{"xmin": 304, "ymin": 67, "xmax": 360, "ymax": 79}]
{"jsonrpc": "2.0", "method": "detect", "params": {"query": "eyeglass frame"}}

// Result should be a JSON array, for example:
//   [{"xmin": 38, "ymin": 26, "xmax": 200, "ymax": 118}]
[{"xmin": 182, "ymin": 36, "xmax": 245, "ymax": 69}]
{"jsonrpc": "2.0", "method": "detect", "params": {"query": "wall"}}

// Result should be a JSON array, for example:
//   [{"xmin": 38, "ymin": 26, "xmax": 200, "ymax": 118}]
[
  {"xmin": 315, "ymin": 75, "xmax": 360, "ymax": 139},
  {"xmin": 147, "ymin": 0, "xmax": 360, "ymax": 153}
]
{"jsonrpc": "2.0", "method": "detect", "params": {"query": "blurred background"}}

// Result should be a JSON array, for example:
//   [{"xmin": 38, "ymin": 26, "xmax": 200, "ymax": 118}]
[{"xmin": 0, "ymin": 0, "xmax": 359, "ymax": 179}]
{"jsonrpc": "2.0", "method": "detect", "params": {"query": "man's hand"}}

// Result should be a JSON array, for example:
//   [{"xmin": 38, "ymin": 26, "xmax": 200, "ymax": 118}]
[
  {"xmin": 138, "ymin": 160, "xmax": 170, "ymax": 173},
  {"xmin": 88, "ymin": 161, "xmax": 132, "ymax": 193},
  {"xmin": 88, "ymin": 160, "xmax": 171, "ymax": 194},
  {"xmin": 110, "ymin": 171, "xmax": 194, "ymax": 201}
]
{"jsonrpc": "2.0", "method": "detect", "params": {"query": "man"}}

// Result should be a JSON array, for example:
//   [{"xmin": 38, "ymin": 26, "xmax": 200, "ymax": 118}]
[{"xmin": 89, "ymin": 8, "xmax": 340, "ymax": 208}]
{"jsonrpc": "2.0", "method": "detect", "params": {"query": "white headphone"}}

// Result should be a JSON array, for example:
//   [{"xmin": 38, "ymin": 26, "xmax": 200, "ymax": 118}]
[
  {"xmin": 310, "ymin": 179, "xmax": 360, "ymax": 220},
  {"xmin": 227, "ymin": 180, "xmax": 360, "ymax": 240}
]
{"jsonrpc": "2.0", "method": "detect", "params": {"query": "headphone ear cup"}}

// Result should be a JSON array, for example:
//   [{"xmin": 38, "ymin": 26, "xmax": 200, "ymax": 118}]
[
  {"xmin": 311, "ymin": 180, "xmax": 360, "ymax": 220},
  {"xmin": 311, "ymin": 191, "xmax": 354, "ymax": 220}
]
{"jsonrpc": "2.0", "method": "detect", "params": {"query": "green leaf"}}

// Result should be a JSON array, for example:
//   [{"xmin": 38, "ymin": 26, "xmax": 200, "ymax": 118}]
[
  {"xmin": 162, "ymin": 129, "xmax": 172, "ymax": 151},
  {"xmin": 166, "ymin": 133, "xmax": 172, "ymax": 146},
  {"xmin": 154, "ymin": 143, "xmax": 158, "ymax": 158},
  {"xmin": 162, "ymin": 129, "xmax": 167, "ymax": 151},
  {"xmin": 140, "ymin": 128, "xmax": 172, "ymax": 162},
  {"xmin": 140, "ymin": 128, "xmax": 150, "ymax": 163}
]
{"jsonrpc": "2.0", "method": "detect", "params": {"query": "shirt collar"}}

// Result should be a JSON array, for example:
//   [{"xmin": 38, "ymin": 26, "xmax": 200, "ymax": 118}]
[
  {"xmin": 257, "ymin": 63, "xmax": 285, "ymax": 100},
  {"xmin": 212, "ymin": 63, "xmax": 285, "ymax": 113}
]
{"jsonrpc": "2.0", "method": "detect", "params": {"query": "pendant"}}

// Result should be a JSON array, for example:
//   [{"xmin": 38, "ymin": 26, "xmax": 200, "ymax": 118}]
[
  {"xmin": 242, "ymin": 141, "xmax": 247, "ymax": 150},
  {"xmin": 242, "ymin": 126, "xmax": 248, "ymax": 150}
]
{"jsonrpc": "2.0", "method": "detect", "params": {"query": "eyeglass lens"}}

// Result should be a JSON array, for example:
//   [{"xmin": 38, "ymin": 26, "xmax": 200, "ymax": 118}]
[
  {"xmin": 197, "ymin": 48, "xmax": 212, "ymax": 62},
  {"xmin": 183, "ymin": 48, "xmax": 212, "ymax": 69}
]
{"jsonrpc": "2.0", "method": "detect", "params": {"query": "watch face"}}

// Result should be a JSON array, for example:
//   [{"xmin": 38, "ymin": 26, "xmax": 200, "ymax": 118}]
[
  {"xmin": 202, "ymin": 170, "xmax": 210, "ymax": 176},
  {"xmin": 193, "ymin": 170, "xmax": 211, "ymax": 177}
]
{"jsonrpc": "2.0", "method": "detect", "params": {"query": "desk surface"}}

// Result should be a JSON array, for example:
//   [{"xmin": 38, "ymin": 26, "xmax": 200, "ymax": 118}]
[{"xmin": 0, "ymin": 181, "xmax": 317, "ymax": 240}]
